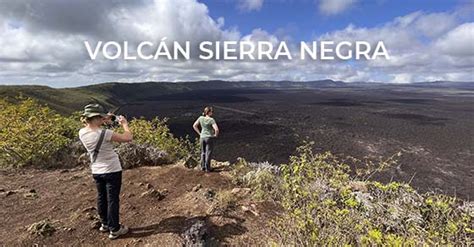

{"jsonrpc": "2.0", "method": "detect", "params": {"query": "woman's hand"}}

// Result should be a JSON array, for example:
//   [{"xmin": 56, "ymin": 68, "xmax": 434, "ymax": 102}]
[
  {"xmin": 118, "ymin": 115, "xmax": 128, "ymax": 126},
  {"xmin": 111, "ymin": 115, "xmax": 133, "ymax": 143}
]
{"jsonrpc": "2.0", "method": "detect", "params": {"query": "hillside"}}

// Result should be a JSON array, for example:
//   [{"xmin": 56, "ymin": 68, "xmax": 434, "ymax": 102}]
[
  {"xmin": 0, "ymin": 97, "xmax": 472, "ymax": 245},
  {"xmin": 0, "ymin": 163, "xmax": 276, "ymax": 246},
  {"xmin": 0, "ymin": 80, "xmax": 348, "ymax": 114},
  {"xmin": 1, "ymin": 80, "xmax": 472, "ymax": 115},
  {"xmin": 2, "ymin": 80, "xmax": 474, "ymax": 199}
]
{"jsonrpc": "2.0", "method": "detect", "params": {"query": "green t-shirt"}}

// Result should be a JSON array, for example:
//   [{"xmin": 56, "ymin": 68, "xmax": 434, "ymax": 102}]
[{"xmin": 198, "ymin": 116, "xmax": 216, "ymax": 138}]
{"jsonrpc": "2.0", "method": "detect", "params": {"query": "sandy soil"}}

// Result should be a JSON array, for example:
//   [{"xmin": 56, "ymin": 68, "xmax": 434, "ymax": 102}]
[{"xmin": 0, "ymin": 164, "xmax": 277, "ymax": 246}]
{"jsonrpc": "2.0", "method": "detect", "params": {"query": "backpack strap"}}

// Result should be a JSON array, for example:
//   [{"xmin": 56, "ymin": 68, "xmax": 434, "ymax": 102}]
[{"xmin": 91, "ymin": 129, "xmax": 106, "ymax": 163}]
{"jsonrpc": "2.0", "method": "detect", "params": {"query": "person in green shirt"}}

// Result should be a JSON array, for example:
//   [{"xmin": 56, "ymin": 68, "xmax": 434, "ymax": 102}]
[{"xmin": 193, "ymin": 106, "xmax": 220, "ymax": 172}]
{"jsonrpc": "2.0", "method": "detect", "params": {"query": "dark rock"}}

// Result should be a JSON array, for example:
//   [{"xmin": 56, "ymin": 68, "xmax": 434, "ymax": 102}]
[
  {"xmin": 116, "ymin": 143, "xmax": 170, "ymax": 169},
  {"xmin": 140, "ymin": 189, "xmax": 165, "ymax": 200},
  {"xmin": 6, "ymin": 191, "xmax": 15, "ymax": 196},
  {"xmin": 146, "ymin": 183, "xmax": 154, "ymax": 189},
  {"xmin": 203, "ymin": 189, "xmax": 215, "ymax": 200},
  {"xmin": 183, "ymin": 156, "xmax": 199, "ymax": 169},
  {"xmin": 182, "ymin": 220, "xmax": 208, "ymax": 247}
]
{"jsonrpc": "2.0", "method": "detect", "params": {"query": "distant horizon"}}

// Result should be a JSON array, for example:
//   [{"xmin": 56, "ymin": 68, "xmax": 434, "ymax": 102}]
[{"xmin": 1, "ymin": 79, "xmax": 473, "ymax": 90}]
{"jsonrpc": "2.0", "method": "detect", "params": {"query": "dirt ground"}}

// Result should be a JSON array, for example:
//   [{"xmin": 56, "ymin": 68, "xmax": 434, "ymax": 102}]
[{"xmin": 0, "ymin": 164, "xmax": 278, "ymax": 246}]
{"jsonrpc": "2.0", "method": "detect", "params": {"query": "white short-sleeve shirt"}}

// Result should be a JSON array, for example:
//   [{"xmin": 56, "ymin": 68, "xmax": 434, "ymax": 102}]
[{"xmin": 79, "ymin": 128, "xmax": 122, "ymax": 174}]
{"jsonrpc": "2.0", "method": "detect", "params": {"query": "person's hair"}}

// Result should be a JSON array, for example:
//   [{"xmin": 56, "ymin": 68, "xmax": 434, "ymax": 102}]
[
  {"xmin": 203, "ymin": 106, "xmax": 213, "ymax": 116},
  {"xmin": 81, "ymin": 115, "xmax": 103, "ymax": 125}
]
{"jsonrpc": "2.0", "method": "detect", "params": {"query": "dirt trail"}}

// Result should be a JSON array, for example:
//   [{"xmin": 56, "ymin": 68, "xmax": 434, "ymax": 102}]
[{"xmin": 0, "ymin": 164, "xmax": 276, "ymax": 246}]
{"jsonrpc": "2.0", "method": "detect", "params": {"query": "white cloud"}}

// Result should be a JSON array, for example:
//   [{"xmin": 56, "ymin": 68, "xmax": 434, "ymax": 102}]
[
  {"xmin": 391, "ymin": 73, "xmax": 412, "ymax": 84},
  {"xmin": 0, "ymin": 0, "xmax": 472, "ymax": 86},
  {"xmin": 237, "ymin": 0, "xmax": 264, "ymax": 12},
  {"xmin": 317, "ymin": 0, "xmax": 357, "ymax": 15},
  {"xmin": 414, "ymin": 12, "xmax": 458, "ymax": 37},
  {"xmin": 319, "ymin": 11, "xmax": 474, "ymax": 82},
  {"xmin": 435, "ymin": 22, "xmax": 474, "ymax": 57}
]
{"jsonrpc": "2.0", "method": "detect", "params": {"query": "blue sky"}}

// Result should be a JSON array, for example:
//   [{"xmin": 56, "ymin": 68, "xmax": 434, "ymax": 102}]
[
  {"xmin": 203, "ymin": 0, "xmax": 467, "ymax": 40},
  {"xmin": 0, "ymin": 0, "xmax": 472, "ymax": 87}
]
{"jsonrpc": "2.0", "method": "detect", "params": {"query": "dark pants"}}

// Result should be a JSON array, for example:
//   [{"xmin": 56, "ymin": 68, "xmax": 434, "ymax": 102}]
[
  {"xmin": 200, "ymin": 137, "xmax": 214, "ymax": 172},
  {"xmin": 92, "ymin": 171, "xmax": 122, "ymax": 232}
]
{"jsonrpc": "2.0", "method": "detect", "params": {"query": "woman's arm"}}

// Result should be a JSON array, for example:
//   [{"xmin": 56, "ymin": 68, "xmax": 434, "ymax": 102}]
[
  {"xmin": 193, "ymin": 119, "xmax": 201, "ymax": 135},
  {"xmin": 111, "ymin": 116, "xmax": 133, "ymax": 143},
  {"xmin": 212, "ymin": 123, "xmax": 219, "ymax": 137}
]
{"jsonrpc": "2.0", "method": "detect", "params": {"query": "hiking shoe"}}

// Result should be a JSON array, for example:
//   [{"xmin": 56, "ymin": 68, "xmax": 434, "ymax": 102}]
[
  {"xmin": 99, "ymin": 224, "xmax": 109, "ymax": 233},
  {"xmin": 108, "ymin": 225, "xmax": 129, "ymax": 240}
]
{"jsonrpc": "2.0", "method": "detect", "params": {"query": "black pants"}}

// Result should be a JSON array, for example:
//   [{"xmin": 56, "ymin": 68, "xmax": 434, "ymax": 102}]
[
  {"xmin": 200, "ymin": 137, "xmax": 214, "ymax": 172},
  {"xmin": 92, "ymin": 171, "xmax": 122, "ymax": 232}
]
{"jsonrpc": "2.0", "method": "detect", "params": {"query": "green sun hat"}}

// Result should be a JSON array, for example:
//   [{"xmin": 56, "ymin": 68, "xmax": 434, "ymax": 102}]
[{"xmin": 82, "ymin": 104, "xmax": 108, "ymax": 118}]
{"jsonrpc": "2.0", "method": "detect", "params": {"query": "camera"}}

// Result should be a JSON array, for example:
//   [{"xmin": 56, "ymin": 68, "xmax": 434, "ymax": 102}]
[
  {"xmin": 109, "ymin": 114, "xmax": 119, "ymax": 123},
  {"xmin": 106, "ymin": 114, "xmax": 120, "ymax": 127}
]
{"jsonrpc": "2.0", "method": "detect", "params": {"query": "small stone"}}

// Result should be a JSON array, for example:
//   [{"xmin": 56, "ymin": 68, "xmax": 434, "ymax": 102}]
[
  {"xmin": 231, "ymin": 188, "xmax": 241, "ymax": 194},
  {"xmin": 85, "ymin": 212, "xmax": 99, "ymax": 220},
  {"xmin": 6, "ymin": 191, "xmax": 15, "ymax": 196},
  {"xmin": 27, "ymin": 220, "xmax": 56, "ymax": 236},
  {"xmin": 0, "ymin": 188, "xmax": 5, "ymax": 193},
  {"xmin": 141, "ymin": 189, "xmax": 165, "ymax": 200},
  {"xmin": 242, "ymin": 204, "xmax": 259, "ymax": 216},
  {"xmin": 146, "ymin": 183, "xmax": 153, "ymax": 189},
  {"xmin": 183, "ymin": 156, "xmax": 199, "ymax": 169},
  {"xmin": 82, "ymin": 206, "xmax": 96, "ymax": 212},
  {"xmin": 64, "ymin": 227, "xmax": 74, "ymax": 232},
  {"xmin": 192, "ymin": 184, "xmax": 202, "ymax": 192},
  {"xmin": 29, "ymin": 189, "xmax": 36, "ymax": 193},
  {"xmin": 23, "ymin": 192, "xmax": 38, "ymax": 199},
  {"xmin": 182, "ymin": 220, "xmax": 208, "ymax": 246},
  {"xmin": 230, "ymin": 188, "xmax": 251, "ymax": 197},
  {"xmin": 60, "ymin": 169, "xmax": 69, "ymax": 173},
  {"xmin": 203, "ymin": 189, "xmax": 215, "ymax": 200},
  {"xmin": 90, "ymin": 220, "xmax": 101, "ymax": 229}
]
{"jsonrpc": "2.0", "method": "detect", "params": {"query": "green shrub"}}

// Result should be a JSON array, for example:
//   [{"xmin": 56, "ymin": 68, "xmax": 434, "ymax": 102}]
[
  {"xmin": 0, "ymin": 97, "xmax": 80, "ymax": 168},
  {"xmin": 126, "ymin": 117, "xmax": 194, "ymax": 161},
  {"xmin": 257, "ymin": 142, "xmax": 474, "ymax": 246},
  {"xmin": 230, "ymin": 158, "xmax": 282, "ymax": 201}
]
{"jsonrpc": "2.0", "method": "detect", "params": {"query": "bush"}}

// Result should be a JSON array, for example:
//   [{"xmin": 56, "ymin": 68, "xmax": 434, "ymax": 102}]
[
  {"xmin": 242, "ymin": 143, "xmax": 474, "ymax": 246},
  {"xmin": 0, "ymin": 98, "xmax": 80, "ymax": 168},
  {"xmin": 231, "ymin": 158, "xmax": 282, "ymax": 201},
  {"xmin": 126, "ymin": 117, "xmax": 196, "ymax": 162},
  {"xmin": 115, "ymin": 142, "xmax": 170, "ymax": 169}
]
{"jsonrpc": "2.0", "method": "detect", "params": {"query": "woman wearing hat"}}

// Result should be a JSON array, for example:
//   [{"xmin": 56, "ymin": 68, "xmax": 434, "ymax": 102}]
[{"xmin": 79, "ymin": 104, "xmax": 133, "ymax": 240}]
